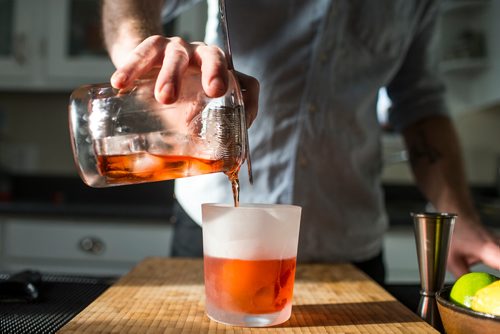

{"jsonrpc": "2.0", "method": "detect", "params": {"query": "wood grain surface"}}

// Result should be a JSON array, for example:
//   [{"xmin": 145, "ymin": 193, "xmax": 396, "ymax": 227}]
[{"xmin": 58, "ymin": 257, "xmax": 437, "ymax": 333}]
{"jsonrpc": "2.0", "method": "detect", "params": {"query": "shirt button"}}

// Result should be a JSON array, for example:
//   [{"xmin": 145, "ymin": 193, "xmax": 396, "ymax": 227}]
[
  {"xmin": 299, "ymin": 154, "xmax": 308, "ymax": 167},
  {"xmin": 319, "ymin": 52, "xmax": 328, "ymax": 63},
  {"xmin": 308, "ymin": 103, "xmax": 317, "ymax": 114}
]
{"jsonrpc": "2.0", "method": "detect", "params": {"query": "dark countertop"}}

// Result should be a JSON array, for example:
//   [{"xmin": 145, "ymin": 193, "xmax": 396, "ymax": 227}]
[
  {"xmin": 0, "ymin": 174, "xmax": 498, "ymax": 227},
  {"xmin": 384, "ymin": 184, "xmax": 500, "ymax": 228},
  {"xmin": 0, "ymin": 201, "xmax": 174, "ymax": 221},
  {"xmin": 0, "ymin": 174, "xmax": 175, "ymax": 222}
]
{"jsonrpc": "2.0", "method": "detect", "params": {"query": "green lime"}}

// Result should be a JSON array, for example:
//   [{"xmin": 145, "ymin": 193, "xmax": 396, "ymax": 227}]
[
  {"xmin": 471, "ymin": 280, "xmax": 500, "ymax": 316},
  {"xmin": 449, "ymin": 272, "xmax": 498, "ymax": 308}
]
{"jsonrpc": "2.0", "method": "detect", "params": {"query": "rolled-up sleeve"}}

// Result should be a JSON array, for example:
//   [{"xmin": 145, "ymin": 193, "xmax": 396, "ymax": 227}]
[
  {"xmin": 161, "ymin": 0, "xmax": 204, "ymax": 23},
  {"xmin": 386, "ymin": 1, "xmax": 449, "ymax": 132}
]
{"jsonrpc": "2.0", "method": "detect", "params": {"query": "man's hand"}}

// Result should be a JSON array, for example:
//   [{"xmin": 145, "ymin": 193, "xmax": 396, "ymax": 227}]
[
  {"xmin": 101, "ymin": 1, "xmax": 259, "ymax": 126},
  {"xmin": 447, "ymin": 215, "xmax": 500, "ymax": 278},
  {"xmin": 111, "ymin": 36, "xmax": 229, "ymax": 103}
]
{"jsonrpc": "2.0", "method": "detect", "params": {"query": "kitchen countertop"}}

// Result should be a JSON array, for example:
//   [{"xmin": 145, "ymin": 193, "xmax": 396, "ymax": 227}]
[
  {"xmin": 0, "ymin": 266, "xmax": 423, "ymax": 334},
  {"xmin": 0, "ymin": 201, "xmax": 173, "ymax": 221},
  {"xmin": 58, "ymin": 257, "xmax": 437, "ymax": 333}
]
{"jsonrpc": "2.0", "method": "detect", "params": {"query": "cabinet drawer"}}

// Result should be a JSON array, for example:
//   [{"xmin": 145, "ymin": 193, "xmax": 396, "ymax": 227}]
[{"xmin": 3, "ymin": 218, "xmax": 173, "ymax": 262}]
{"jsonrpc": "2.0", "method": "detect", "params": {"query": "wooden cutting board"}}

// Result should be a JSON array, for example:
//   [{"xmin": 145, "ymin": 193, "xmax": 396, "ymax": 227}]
[{"xmin": 58, "ymin": 257, "xmax": 437, "ymax": 333}]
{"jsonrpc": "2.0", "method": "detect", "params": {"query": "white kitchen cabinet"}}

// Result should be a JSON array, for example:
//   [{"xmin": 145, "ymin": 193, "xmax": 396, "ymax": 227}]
[
  {"xmin": 0, "ymin": 218, "xmax": 174, "ymax": 276},
  {"xmin": 44, "ymin": 0, "xmax": 115, "ymax": 87},
  {"xmin": 0, "ymin": 0, "xmax": 207, "ymax": 91},
  {"xmin": 0, "ymin": 0, "xmax": 114, "ymax": 90},
  {"xmin": 438, "ymin": 0, "xmax": 500, "ymax": 114},
  {"xmin": 439, "ymin": 0, "xmax": 490, "ymax": 74},
  {"xmin": 0, "ymin": 0, "xmax": 38, "ymax": 85},
  {"xmin": 439, "ymin": 0, "xmax": 490, "ymax": 72}
]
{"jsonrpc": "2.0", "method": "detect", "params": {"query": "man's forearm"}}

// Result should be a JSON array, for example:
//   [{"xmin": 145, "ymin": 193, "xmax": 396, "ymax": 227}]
[
  {"xmin": 102, "ymin": 0, "xmax": 165, "ymax": 67},
  {"xmin": 402, "ymin": 115, "xmax": 479, "ymax": 220}
]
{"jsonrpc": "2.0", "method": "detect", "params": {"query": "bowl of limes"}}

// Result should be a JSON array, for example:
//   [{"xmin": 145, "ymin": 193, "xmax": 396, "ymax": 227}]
[{"xmin": 436, "ymin": 272, "xmax": 500, "ymax": 334}]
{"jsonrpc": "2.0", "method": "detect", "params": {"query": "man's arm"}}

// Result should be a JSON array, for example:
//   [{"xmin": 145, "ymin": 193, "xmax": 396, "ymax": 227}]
[
  {"xmin": 402, "ymin": 115, "xmax": 499, "ymax": 277},
  {"xmin": 102, "ymin": 0, "xmax": 164, "ymax": 68},
  {"xmin": 387, "ymin": 2, "xmax": 499, "ymax": 277}
]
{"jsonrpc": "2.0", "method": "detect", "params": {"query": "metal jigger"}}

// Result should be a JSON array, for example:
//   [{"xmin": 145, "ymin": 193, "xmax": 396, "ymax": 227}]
[{"xmin": 412, "ymin": 212, "xmax": 457, "ymax": 333}]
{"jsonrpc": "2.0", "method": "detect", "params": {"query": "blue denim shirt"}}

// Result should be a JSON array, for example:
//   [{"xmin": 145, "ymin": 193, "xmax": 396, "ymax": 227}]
[{"xmin": 175, "ymin": 0, "xmax": 448, "ymax": 262}]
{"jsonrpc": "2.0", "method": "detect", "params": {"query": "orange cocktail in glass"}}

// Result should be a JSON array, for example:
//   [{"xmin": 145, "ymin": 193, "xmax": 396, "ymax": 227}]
[{"xmin": 202, "ymin": 203, "xmax": 301, "ymax": 327}]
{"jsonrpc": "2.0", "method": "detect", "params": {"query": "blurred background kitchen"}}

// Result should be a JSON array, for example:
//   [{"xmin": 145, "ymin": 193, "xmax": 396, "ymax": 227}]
[{"xmin": 0, "ymin": 0, "xmax": 499, "ymax": 284}]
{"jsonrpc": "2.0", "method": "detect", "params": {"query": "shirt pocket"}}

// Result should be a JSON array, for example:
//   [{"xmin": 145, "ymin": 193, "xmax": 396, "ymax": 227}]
[{"xmin": 342, "ymin": 1, "xmax": 414, "ymax": 58}]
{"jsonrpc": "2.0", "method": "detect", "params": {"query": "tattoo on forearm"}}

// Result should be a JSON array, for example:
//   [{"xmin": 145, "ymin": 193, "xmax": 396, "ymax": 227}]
[{"xmin": 408, "ymin": 130, "xmax": 442, "ymax": 166}]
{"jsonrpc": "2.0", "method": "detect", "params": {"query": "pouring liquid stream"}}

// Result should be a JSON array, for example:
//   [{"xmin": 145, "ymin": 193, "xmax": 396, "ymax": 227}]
[{"xmin": 226, "ymin": 170, "xmax": 240, "ymax": 207}]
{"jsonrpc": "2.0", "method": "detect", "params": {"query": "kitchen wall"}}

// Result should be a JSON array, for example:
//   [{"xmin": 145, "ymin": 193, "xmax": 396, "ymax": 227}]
[
  {"xmin": 455, "ymin": 105, "xmax": 500, "ymax": 185},
  {"xmin": 0, "ymin": 92, "xmax": 74, "ymax": 175},
  {"xmin": 382, "ymin": 104, "xmax": 500, "ymax": 185}
]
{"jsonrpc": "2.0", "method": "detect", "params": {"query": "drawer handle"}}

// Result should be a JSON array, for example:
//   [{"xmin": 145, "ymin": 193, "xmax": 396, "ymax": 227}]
[{"xmin": 78, "ymin": 236, "xmax": 105, "ymax": 255}]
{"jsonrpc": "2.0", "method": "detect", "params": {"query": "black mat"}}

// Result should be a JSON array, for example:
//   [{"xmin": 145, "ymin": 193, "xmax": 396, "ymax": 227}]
[{"xmin": 0, "ymin": 273, "xmax": 114, "ymax": 334}]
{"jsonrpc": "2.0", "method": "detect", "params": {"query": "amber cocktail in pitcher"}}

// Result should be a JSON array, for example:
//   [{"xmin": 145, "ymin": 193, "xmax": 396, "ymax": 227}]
[
  {"xmin": 202, "ymin": 203, "xmax": 302, "ymax": 327},
  {"xmin": 69, "ymin": 67, "xmax": 248, "ymax": 188}
]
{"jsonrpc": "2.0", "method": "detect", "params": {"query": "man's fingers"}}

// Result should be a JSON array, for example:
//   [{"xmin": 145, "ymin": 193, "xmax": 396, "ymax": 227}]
[
  {"xmin": 478, "ymin": 240, "xmax": 500, "ymax": 271},
  {"xmin": 108, "ymin": 36, "xmax": 257, "ymax": 112},
  {"xmin": 192, "ymin": 44, "xmax": 228, "ymax": 98},
  {"xmin": 448, "ymin": 254, "xmax": 470, "ymax": 279},
  {"xmin": 448, "ymin": 230, "xmax": 500, "ymax": 279},
  {"xmin": 155, "ymin": 37, "xmax": 192, "ymax": 104},
  {"xmin": 111, "ymin": 35, "xmax": 167, "ymax": 89}
]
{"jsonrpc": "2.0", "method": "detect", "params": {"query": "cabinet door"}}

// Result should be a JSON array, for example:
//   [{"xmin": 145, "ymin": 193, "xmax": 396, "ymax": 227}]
[
  {"xmin": 0, "ymin": 0, "xmax": 37, "ymax": 84},
  {"xmin": 439, "ymin": 0, "xmax": 500, "ymax": 114},
  {"xmin": 45, "ymin": 0, "xmax": 115, "ymax": 87}
]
